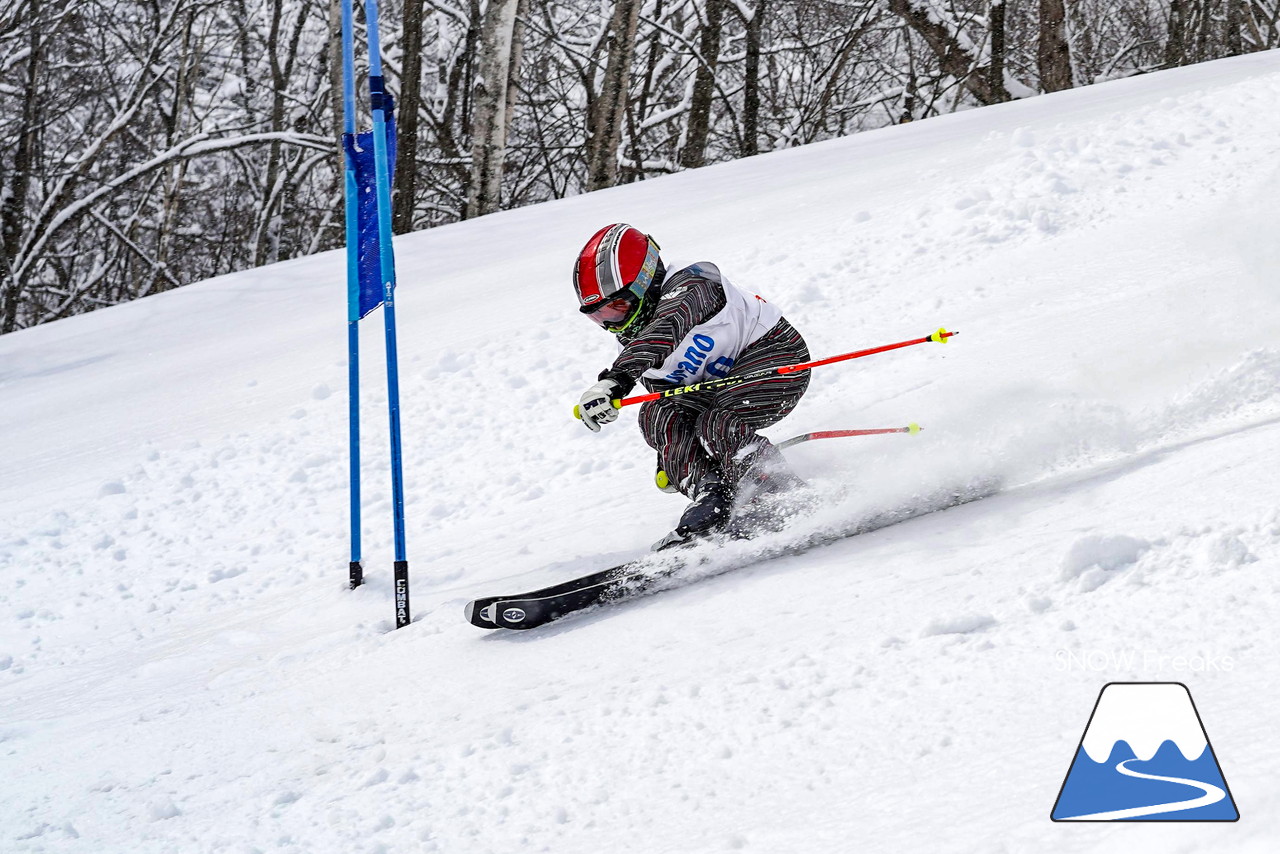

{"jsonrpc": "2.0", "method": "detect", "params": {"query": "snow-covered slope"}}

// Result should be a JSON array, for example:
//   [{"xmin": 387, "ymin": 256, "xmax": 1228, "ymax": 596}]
[{"xmin": 4, "ymin": 52, "xmax": 1280, "ymax": 852}]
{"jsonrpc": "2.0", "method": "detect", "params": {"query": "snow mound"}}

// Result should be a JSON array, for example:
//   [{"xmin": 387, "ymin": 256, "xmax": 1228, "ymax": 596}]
[
  {"xmin": 920, "ymin": 613, "xmax": 998, "ymax": 637},
  {"xmin": 1060, "ymin": 534, "xmax": 1151, "ymax": 591}
]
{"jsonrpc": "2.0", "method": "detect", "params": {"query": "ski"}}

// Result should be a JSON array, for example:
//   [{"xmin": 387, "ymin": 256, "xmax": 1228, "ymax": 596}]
[
  {"xmin": 465, "ymin": 478, "xmax": 1001, "ymax": 631},
  {"xmin": 465, "ymin": 561, "xmax": 682, "ymax": 630},
  {"xmin": 465, "ymin": 563, "xmax": 629, "ymax": 628}
]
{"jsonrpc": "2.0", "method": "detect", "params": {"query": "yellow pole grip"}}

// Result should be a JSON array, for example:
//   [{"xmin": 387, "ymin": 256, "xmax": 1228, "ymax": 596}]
[{"xmin": 572, "ymin": 399, "xmax": 623, "ymax": 420}]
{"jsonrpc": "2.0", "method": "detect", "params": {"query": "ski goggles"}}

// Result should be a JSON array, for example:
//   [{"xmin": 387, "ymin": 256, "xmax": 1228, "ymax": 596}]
[{"xmin": 579, "ymin": 292, "xmax": 639, "ymax": 330}]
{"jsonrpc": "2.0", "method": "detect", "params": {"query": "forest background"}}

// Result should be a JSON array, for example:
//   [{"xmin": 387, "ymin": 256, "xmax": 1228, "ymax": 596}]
[{"xmin": 2, "ymin": 0, "xmax": 1276, "ymax": 331}]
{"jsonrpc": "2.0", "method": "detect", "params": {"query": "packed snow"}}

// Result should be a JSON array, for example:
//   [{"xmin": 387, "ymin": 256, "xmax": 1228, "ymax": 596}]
[{"xmin": 4, "ymin": 52, "xmax": 1280, "ymax": 852}]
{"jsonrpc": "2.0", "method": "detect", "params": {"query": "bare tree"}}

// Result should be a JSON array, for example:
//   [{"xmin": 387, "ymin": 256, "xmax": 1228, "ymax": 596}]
[
  {"xmin": 0, "ymin": 0, "xmax": 42, "ymax": 331},
  {"xmin": 586, "ymin": 0, "xmax": 642, "ymax": 191},
  {"xmin": 0, "ymin": 0, "xmax": 330, "ymax": 331},
  {"xmin": 741, "ymin": 0, "xmax": 766, "ymax": 156},
  {"xmin": 989, "ymin": 0, "xmax": 1009, "ymax": 102},
  {"xmin": 888, "ymin": 0, "xmax": 1009, "ymax": 105},
  {"xmin": 394, "ymin": 0, "xmax": 429, "ymax": 232},
  {"xmin": 466, "ymin": 0, "xmax": 527, "ymax": 218},
  {"xmin": 1039, "ymin": 0, "xmax": 1074, "ymax": 90},
  {"xmin": 680, "ymin": 0, "xmax": 728, "ymax": 169}
]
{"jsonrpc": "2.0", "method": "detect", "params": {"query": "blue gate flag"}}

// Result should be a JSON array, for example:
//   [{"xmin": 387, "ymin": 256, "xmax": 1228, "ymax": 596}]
[{"xmin": 342, "ymin": 97, "xmax": 397, "ymax": 322}]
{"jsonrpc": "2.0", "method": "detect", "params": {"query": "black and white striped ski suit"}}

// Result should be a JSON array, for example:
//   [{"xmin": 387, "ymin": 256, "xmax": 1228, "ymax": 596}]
[{"xmin": 600, "ymin": 262, "xmax": 810, "ymax": 497}]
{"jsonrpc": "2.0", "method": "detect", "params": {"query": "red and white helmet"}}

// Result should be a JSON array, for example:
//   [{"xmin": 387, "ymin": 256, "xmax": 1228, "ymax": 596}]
[{"xmin": 573, "ymin": 224, "xmax": 662, "ymax": 332}]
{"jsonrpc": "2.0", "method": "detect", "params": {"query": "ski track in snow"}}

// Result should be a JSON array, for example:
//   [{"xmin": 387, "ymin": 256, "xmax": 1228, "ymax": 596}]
[{"xmin": 3, "ymin": 52, "xmax": 1280, "ymax": 853}]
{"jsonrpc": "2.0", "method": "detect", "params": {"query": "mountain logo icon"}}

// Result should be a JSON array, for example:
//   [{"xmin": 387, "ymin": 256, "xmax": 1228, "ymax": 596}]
[{"xmin": 1051, "ymin": 682, "xmax": 1239, "ymax": 821}]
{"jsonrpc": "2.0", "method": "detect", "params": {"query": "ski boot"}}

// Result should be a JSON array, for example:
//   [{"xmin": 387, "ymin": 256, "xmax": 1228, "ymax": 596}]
[{"xmin": 652, "ymin": 472, "xmax": 733, "ymax": 551}]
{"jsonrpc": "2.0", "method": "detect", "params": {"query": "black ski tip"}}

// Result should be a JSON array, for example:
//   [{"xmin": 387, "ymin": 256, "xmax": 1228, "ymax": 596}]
[{"xmin": 465, "ymin": 599, "xmax": 501, "ymax": 629}]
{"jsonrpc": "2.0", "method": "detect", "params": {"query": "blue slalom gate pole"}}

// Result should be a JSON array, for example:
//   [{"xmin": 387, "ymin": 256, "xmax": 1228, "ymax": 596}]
[
  {"xmin": 341, "ymin": 0, "xmax": 410, "ymax": 627},
  {"xmin": 364, "ymin": 0, "xmax": 411, "ymax": 628},
  {"xmin": 341, "ymin": 0, "xmax": 363, "ymax": 591}
]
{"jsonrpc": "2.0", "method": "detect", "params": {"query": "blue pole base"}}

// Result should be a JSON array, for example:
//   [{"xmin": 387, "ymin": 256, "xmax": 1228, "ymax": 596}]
[
  {"xmin": 350, "ymin": 561, "xmax": 364, "ymax": 590},
  {"xmin": 394, "ymin": 560, "xmax": 411, "ymax": 628}
]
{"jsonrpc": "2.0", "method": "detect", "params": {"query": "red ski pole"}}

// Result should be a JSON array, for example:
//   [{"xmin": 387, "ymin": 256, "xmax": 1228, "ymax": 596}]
[
  {"xmin": 776, "ymin": 424, "xmax": 921, "ymax": 449},
  {"xmin": 574, "ymin": 328, "xmax": 956, "ymax": 419}
]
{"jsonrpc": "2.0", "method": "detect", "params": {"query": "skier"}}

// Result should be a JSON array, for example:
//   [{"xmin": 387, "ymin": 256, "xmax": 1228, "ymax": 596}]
[{"xmin": 573, "ymin": 223, "xmax": 811, "ymax": 543}]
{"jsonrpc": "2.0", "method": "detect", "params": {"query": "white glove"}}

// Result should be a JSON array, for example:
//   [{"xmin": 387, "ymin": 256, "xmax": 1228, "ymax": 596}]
[{"xmin": 578, "ymin": 379, "xmax": 621, "ymax": 433}]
